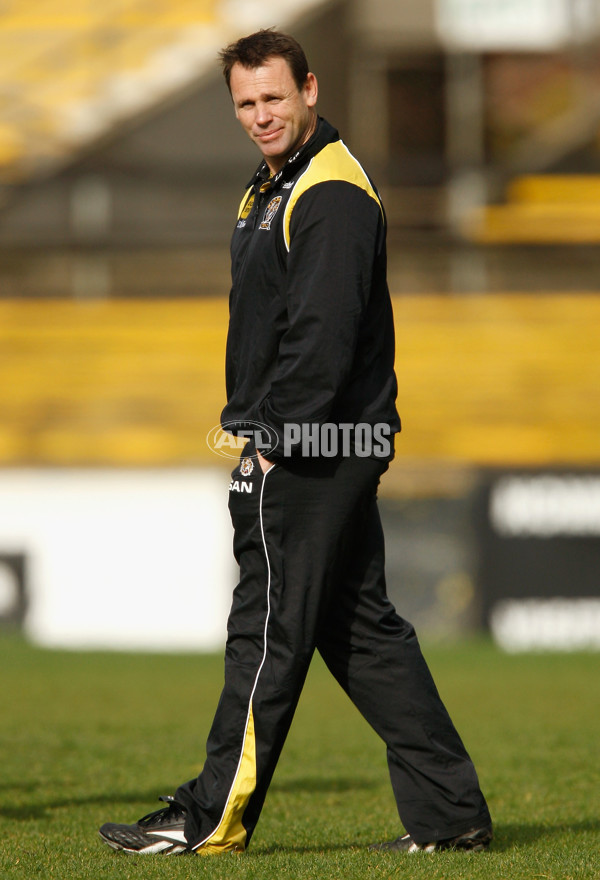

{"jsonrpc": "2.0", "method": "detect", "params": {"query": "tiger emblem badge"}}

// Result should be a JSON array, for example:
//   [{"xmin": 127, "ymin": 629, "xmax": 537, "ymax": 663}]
[
  {"xmin": 240, "ymin": 457, "xmax": 254, "ymax": 476},
  {"xmin": 260, "ymin": 196, "xmax": 283, "ymax": 230}
]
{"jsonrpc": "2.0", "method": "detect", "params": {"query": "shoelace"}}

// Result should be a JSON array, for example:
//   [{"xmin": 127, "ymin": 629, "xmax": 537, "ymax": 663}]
[{"xmin": 137, "ymin": 797, "xmax": 185, "ymax": 828}]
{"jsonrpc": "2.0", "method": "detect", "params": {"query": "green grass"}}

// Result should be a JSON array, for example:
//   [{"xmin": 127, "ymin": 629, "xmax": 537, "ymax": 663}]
[{"xmin": 1, "ymin": 636, "xmax": 598, "ymax": 879}]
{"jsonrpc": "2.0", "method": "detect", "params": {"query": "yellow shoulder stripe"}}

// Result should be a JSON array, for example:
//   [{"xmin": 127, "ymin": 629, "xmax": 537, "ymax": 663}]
[{"xmin": 283, "ymin": 140, "xmax": 383, "ymax": 251}]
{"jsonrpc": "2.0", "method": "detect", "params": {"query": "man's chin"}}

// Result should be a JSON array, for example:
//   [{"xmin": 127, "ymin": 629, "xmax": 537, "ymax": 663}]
[{"xmin": 256, "ymin": 142, "xmax": 284, "ymax": 160}]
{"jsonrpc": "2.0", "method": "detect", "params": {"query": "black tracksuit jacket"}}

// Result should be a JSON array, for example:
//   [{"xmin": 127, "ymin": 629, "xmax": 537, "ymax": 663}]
[{"xmin": 220, "ymin": 117, "xmax": 401, "ymax": 461}]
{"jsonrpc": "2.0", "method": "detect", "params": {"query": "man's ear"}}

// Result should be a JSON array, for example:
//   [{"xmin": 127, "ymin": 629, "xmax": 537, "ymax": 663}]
[{"xmin": 304, "ymin": 72, "xmax": 318, "ymax": 108}]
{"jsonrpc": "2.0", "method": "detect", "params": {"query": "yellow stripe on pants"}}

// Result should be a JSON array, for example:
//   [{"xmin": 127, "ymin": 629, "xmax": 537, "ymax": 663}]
[{"xmin": 197, "ymin": 704, "xmax": 257, "ymax": 854}]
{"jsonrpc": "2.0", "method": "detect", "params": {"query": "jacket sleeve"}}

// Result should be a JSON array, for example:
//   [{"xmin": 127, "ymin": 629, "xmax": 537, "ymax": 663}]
[{"xmin": 256, "ymin": 179, "xmax": 383, "ymax": 460}]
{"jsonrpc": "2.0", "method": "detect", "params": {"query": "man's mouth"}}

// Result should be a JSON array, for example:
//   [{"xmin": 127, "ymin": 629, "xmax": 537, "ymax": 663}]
[{"xmin": 256, "ymin": 128, "xmax": 283, "ymax": 142}]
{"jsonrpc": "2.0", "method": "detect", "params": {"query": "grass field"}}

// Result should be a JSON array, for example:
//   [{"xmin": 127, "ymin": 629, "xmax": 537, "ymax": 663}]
[{"xmin": 1, "ymin": 636, "xmax": 598, "ymax": 879}]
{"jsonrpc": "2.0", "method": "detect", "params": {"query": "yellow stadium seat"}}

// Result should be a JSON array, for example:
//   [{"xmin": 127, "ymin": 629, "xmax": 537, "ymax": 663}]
[
  {"xmin": 464, "ymin": 175, "xmax": 600, "ymax": 244},
  {"xmin": 0, "ymin": 296, "xmax": 598, "ymax": 469},
  {"xmin": 0, "ymin": 0, "xmax": 219, "ymax": 181}
]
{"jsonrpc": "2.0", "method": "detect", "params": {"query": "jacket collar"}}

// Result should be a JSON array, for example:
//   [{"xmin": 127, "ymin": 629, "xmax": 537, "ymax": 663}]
[{"xmin": 245, "ymin": 117, "xmax": 339, "ymax": 189}]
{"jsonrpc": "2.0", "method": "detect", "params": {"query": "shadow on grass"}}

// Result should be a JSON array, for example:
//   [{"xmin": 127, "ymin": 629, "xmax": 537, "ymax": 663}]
[
  {"xmin": 490, "ymin": 820, "xmax": 600, "ymax": 852},
  {"xmin": 0, "ymin": 777, "xmax": 380, "ymax": 821},
  {"xmin": 4, "ymin": 784, "xmax": 598, "ymax": 859},
  {"xmin": 253, "ymin": 842, "xmax": 361, "ymax": 855},
  {"xmin": 255, "ymin": 820, "xmax": 600, "ymax": 856},
  {"xmin": 0, "ymin": 789, "xmax": 173, "ymax": 821},
  {"xmin": 0, "ymin": 781, "xmax": 380, "ymax": 824},
  {"xmin": 270, "ymin": 776, "xmax": 381, "ymax": 794}
]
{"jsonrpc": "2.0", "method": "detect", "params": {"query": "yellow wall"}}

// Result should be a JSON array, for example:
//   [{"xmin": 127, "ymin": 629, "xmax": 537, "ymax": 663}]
[{"xmin": 0, "ymin": 294, "xmax": 598, "ymax": 468}]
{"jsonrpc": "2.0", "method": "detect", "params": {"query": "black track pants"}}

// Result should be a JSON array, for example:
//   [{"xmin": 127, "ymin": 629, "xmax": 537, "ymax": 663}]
[{"xmin": 175, "ymin": 453, "xmax": 491, "ymax": 851}]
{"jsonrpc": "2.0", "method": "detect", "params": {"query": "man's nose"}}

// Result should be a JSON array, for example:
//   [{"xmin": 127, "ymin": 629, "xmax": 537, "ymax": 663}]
[{"xmin": 255, "ymin": 102, "xmax": 272, "ymax": 125}]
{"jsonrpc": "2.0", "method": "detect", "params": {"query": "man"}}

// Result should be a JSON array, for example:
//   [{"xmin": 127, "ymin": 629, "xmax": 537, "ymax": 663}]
[{"xmin": 99, "ymin": 29, "xmax": 492, "ymax": 856}]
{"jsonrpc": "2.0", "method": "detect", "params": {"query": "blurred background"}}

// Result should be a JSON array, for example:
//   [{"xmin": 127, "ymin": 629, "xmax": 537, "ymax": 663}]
[{"xmin": 0, "ymin": 0, "xmax": 599, "ymax": 653}]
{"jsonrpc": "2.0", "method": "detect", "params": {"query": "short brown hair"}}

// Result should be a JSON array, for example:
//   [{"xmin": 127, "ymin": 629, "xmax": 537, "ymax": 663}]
[{"xmin": 219, "ymin": 28, "xmax": 309, "ymax": 92}]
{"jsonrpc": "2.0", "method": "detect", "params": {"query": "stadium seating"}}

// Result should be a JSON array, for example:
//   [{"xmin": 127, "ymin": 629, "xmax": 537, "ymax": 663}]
[
  {"xmin": 392, "ymin": 293, "xmax": 600, "ymax": 466},
  {"xmin": 0, "ymin": 295, "xmax": 598, "ymax": 468},
  {"xmin": 463, "ymin": 175, "xmax": 600, "ymax": 243},
  {"xmin": 0, "ymin": 0, "xmax": 219, "ymax": 182}
]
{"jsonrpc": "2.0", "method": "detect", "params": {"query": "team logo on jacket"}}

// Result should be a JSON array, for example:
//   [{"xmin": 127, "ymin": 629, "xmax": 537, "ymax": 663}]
[
  {"xmin": 260, "ymin": 196, "xmax": 282, "ymax": 230},
  {"xmin": 240, "ymin": 457, "xmax": 254, "ymax": 476}
]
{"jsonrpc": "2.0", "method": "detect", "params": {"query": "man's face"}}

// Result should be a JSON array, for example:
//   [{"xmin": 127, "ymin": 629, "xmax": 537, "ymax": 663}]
[{"xmin": 230, "ymin": 56, "xmax": 318, "ymax": 174}]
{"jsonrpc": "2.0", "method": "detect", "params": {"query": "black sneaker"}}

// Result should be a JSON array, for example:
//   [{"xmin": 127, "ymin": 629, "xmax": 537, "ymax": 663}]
[
  {"xmin": 99, "ymin": 796, "xmax": 190, "ymax": 854},
  {"xmin": 371, "ymin": 824, "xmax": 493, "ymax": 853}
]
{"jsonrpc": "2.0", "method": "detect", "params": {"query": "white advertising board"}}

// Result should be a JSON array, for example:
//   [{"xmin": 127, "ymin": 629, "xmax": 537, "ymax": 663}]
[{"xmin": 0, "ymin": 469, "xmax": 234, "ymax": 651}]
